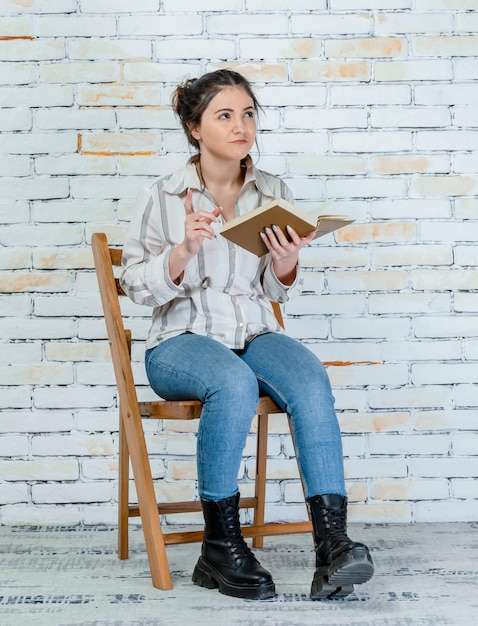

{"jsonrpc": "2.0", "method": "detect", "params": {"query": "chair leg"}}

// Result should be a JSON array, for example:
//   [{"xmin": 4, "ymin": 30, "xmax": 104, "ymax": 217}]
[
  {"xmin": 122, "ymin": 409, "xmax": 173, "ymax": 590},
  {"xmin": 118, "ymin": 406, "xmax": 129, "ymax": 560},
  {"xmin": 252, "ymin": 413, "xmax": 268, "ymax": 549}
]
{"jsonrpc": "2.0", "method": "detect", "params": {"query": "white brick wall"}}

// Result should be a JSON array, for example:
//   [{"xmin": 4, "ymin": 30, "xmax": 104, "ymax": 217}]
[{"xmin": 1, "ymin": 1, "xmax": 477, "ymax": 526}]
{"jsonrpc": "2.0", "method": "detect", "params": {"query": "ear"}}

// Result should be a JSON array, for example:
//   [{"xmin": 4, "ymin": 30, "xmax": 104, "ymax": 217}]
[{"xmin": 187, "ymin": 122, "xmax": 201, "ymax": 141}]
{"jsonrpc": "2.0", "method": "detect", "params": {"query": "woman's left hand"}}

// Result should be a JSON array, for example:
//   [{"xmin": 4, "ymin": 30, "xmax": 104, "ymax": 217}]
[{"xmin": 260, "ymin": 225, "xmax": 316, "ymax": 285}]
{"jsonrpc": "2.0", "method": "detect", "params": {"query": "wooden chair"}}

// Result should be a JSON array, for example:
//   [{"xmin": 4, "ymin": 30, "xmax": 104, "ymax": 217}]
[{"xmin": 91, "ymin": 232, "xmax": 312, "ymax": 590}]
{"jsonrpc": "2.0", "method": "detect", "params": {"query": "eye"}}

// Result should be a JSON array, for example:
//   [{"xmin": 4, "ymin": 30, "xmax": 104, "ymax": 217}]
[
  {"xmin": 219, "ymin": 112, "xmax": 230, "ymax": 120},
  {"xmin": 245, "ymin": 110, "xmax": 255, "ymax": 118}
]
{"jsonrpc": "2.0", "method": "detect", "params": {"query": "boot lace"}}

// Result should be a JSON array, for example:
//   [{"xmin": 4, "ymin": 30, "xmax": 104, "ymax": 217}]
[{"xmin": 222, "ymin": 510, "xmax": 254, "ymax": 560}]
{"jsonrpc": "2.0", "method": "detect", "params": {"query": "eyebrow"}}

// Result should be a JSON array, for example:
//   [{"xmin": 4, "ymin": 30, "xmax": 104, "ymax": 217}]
[{"xmin": 214, "ymin": 106, "xmax": 255, "ymax": 114}]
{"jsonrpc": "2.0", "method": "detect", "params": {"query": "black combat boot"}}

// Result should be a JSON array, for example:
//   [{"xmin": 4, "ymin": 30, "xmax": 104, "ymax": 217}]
[
  {"xmin": 307, "ymin": 494, "xmax": 374, "ymax": 600},
  {"xmin": 192, "ymin": 492, "xmax": 275, "ymax": 599}
]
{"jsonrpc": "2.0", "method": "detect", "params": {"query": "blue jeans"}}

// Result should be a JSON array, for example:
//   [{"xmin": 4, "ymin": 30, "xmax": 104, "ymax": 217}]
[{"xmin": 145, "ymin": 332, "xmax": 346, "ymax": 501}]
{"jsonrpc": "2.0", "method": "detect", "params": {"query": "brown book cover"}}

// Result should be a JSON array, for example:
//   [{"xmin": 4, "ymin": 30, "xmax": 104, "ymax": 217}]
[{"xmin": 219, "ymin": 198, "xmax": 353, "ymax": 257}]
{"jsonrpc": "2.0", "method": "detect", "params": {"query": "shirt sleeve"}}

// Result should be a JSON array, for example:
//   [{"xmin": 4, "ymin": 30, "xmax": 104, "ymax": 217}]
[{"xmin": 120, "ymin": 184, "xmax": 184, "ymax": 307}]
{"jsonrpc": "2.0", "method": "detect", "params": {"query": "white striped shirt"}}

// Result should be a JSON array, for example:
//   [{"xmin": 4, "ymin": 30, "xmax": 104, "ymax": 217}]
[{"xmin": 120, "ymin": 157, "xmax": 304, "ymax": 350}]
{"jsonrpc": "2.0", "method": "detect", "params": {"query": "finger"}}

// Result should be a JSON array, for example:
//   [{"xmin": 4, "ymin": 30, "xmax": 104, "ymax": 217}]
[
  {"xmin": 271, "ymin": 224, "xmax": 290, "ymax": 246},
  {"xmin": 184, "ymin": 188, "xmax": 193, "ymax": 215}
]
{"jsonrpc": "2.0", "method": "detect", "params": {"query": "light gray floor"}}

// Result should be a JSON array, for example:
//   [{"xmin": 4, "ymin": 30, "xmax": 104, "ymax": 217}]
[{"xmin": 0, "ymin": 522, "xmax": 476, "ymax": 626}]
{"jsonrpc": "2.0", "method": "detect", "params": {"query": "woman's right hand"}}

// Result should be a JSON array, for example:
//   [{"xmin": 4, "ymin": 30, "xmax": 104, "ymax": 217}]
[
  {"xmin": 168, "ymin": 189, "xmax": 222, "ymax": 283},
  {"xmin": 181, "ymin": 188, "xmax": 222, "ymax": 257}
]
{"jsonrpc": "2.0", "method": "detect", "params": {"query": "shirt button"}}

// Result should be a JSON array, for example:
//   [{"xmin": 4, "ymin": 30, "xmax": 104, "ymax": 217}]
[{"xmin": 238, "ymin": 322, "xmax": 244, "ymax": 328}]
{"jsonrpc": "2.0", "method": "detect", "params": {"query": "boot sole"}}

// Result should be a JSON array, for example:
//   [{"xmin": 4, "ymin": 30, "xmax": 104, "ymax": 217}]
[
  {"xmin": 192, "ymin": 556, "xmax": 276, "ymax": 600},
  {"xmin": 310, "ymin": 548, "xmax": 374, "ymax": 601}
]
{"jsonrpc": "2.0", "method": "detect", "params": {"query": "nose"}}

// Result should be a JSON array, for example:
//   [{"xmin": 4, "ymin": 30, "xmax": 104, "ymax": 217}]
[{"xmin": 233, "ymin": 115, "xmax": 246, "ymax": 134}]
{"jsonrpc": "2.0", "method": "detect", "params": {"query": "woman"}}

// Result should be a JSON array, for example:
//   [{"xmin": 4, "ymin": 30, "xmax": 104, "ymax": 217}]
[{"xmin": 121, "ymin": 69, "xmax": 374, "ymax": 601}]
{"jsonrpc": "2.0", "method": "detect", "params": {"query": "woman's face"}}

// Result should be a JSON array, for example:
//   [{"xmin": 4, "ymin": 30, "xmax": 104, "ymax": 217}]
[{"xmin": 190, "ymin": 86, "xmax": 257, "ymax": 163}]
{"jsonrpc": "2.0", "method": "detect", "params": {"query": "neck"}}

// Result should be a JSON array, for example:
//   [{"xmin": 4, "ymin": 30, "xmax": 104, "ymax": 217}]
[{"xmin": 197, "ymin": 154, "xmax": 245, "ymax": 191}]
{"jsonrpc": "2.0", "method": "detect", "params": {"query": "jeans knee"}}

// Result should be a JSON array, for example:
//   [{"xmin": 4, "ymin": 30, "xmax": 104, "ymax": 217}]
[{"xmin": 207, "ymin": 361, "xmax": 259, "ymax": 407}]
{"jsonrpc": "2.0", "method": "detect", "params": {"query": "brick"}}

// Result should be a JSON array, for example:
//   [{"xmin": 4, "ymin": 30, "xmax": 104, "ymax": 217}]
[
  {"xmin": 369, "ymin": 293, "xmax": 450, "ymax": 314},
  {"xmin": 339, "ymin": 411, "xmax": 410, "ymax": 433},
  {"xmin": 329, "ymin": 176, "xmax": 408, "ymax": 199},
  {"xmin": 329, "ymin": 363, "xmax": 408, "ymax": 387},
  {"xmin": 0, "ymin": 155, "xmax": 30, "ymax": 176},
  {"xmin": 36, "ymin": 108, "xmax": 116, "ymax": 130},
  {"xmin": 0, "ymin": 62, "xmax": 35, "ymax": 85},
  {"xmin": 370, "ymin": 479, "xmax": 449, "ymax": 501},
  {"xmin": 77, "ymin": 85, "xmax": 162, "ymax": 106},
  {"xmin": 0, "ymin": 132, "xmax": 77, "ymax": 154},
  {"xmin": 2, "ymin": 317, "xmax": 74, "ymax": 339},
  {"xmin": 0, "ymin": 364, "xmax": 73, "ymax": 386},
  {"xmin": 0, "ymin": 411, "xmax": 73, "ymax": 433},
  {"xmin": 371, "ymin": 244, "xmax": 453, "ymax": 266},
  {"xmin": 210, "ymin": 60, "xmax": 288, "ymax": 83},
  {"xmin": 33, "ymin": 16, "xmax": 116, "ymax": 37},
  {"xmin": 207, "ymin": 13, "xmax": 288, "ymax": 35},
  {"xmin": 344, "ymin": 457, "xmax": 407, "ymax": 479},
  {"xmin": 240, "ymin": 38, "xmax": 321, "ymax": 60},
  {"xmin": 0, "ymin": 294, "xmax": 31, "ymax": 316},
  {"xmin": 124, "ymin": 62, "xmax": 201, "ymax": 83},
  {"xmin": 1, "ymin": 505, "xmax": 82, "ymax": 526},
  {"xmin": 0, "ymin": 108, "xmax": 32, "ymax": 131},
  {"xmin": 0, "ymin": 459, "xmax": 78, "ymax": 481},
  {"xmin": 35, "ymin": 155, "xmax": 117, "ymax": 176},
  {"xmin": 381, "ymin": 340, "xmax": 461, "ymax": 362},
  {"xmin": 327, "ymin": 269, "xmax": 408, "ymax": 291},
  {"xmin": 0, "ymin": 271, "xmax": 72, "ymax": 293},
  {"xmin": 332, "ymin": 317, "xmax": 410, "ymax": 340},
  {"xmin": 339, "ymin": 222, "xmax": 416, "ymax": 244},
  {"xmin": 32, "ymin": 248, "xmax": 94, "ymax": 270},
  {"xmin": 40, "ymin": 62, "xmax": 120, "ymax": 84},
  {"xmin": 455, "ymin": 293, "xmax": 478, "ymax": 312},
  {"xmin": 414, "ymin": 500, "xmax": 478, "ymax": 523},
  {"xmin": 0, "ymin": 483, "xmax": 28, "ymax": 505},
  {"xmin": 163, "ymin": 0, "xmax": 240, "ymax": 8},
  {"xmin": 454, "ymin": 105, "xmax": 478, "ymax": 127},
  {"xmin": 331, "ymin": 84, "xmax": 410, "ymax": 105},
  {"xmin": 34, "ymin": 386, "xmax": 115, "ymax": 409},
  {"xmin": 415, "ymin": 83, "xmax": 478, "ymax": 105},
  {"xmin": 412, "ymin": 270, "xmax": 478, "ymax": 291},
  {"xmin": 369, "ymin": 433, "xmax": 449, "ymax": 455},
  {"xmin": 326, "ymin": 37, "xmax": 406, "ymax": 58},
  {"xmin": 32, "ymin": 482, "xmax": 112, "ymax": 504},
  {"xmin": 0, "ymin": 343, "xmax": 40, "ymax": 365},
  {"xmin": 118, "ymin": 15, "xmax": 202, "ymax": 37},
  {"xmin": 69, "ymin": 38, "xmax": 151, "ymax": 61},
  {"xmin": 155, "ymin": 38, "xmax": 235, "ymax": 60},
  {"xmin": 70, "ymin": 175, "xmax": 147, "ymax": 199},
  {"xmin": 0, "ymin": 39, "xmax": 64, "ymax": 61},
  {"xmin": 32, "ymin": 434, "xmax": 113, "ymax": 457},
  {"xmin": 370, "ymin": 198, "xmax": 451, "ymax": 219},
  {"xmin": 284, "ymin": 107, "xmax": 367, "ymax": 129},
  {"xmin": 80, "ymin": 131, "xmax": 160, "ymax": 155},
  {"xmin": 452, "ymin": 433, "xmax": 478, "ymax": 456},
  {"xmin": 0, "ymin": 0, "xmax": 77, "ymax": 12},
  {"xmin": 414, "ymin": 35, "xmax": 478, "ymax": 56},
  {"xmin": 375, "ymin": 12, "xmax": 453, "ymax": 34},
  {"xmin": 292, "ymin": 61, "xmax": 371, "ymax": 83},
  {"xmin": 371, "ymin": 106, "xmax": 450, "ymax": 128},
  {"xmin": 371, "ymin": 154, "xmax": 450, "ymax": 174},
  {"xmin": 0, "ymin": 85, "xmax": 73, "ymax": 107},
  {"xmin": 368, "ymin": 386, "xmax": 451, "ymax": 409},
  {"xmin": 292, "ymin": 13, "xmax": 371, "ymax": 35},
  {"xmin": 80, "ymin": 0, "xmax": 159, "ymax": 11},
  {"xmin": 31, "ymin": 200, "xmax": 114, "ymax": 223},
  {"xmin": 0, "ymin": 434, "xmax": 28, "ymax": 456}
]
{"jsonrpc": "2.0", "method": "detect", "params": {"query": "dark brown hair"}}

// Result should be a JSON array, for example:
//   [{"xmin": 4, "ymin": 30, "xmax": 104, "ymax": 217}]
[{"xmin": 171, "ymin": 69, "xmax": 261, "ymax": 150}]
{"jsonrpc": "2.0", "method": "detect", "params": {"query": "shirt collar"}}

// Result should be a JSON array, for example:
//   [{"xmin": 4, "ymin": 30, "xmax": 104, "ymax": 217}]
[{"xmin": 162, "ymin": 155, "xmax": 276, "ymax": 199}]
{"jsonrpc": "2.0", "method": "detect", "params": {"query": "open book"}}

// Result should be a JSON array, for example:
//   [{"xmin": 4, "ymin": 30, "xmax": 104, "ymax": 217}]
[{"xmin": 219, "ymin": 198, "xmax": 353, "ymax": 257}]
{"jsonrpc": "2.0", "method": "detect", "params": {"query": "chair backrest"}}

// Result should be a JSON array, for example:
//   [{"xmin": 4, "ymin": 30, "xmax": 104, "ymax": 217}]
[{"xmin": 91, "ymin": 232, "xmax": 141, "ymax": 421}]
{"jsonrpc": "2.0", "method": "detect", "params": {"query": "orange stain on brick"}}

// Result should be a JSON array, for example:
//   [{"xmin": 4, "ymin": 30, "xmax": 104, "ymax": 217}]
[
  {"xmin": 372, "ymin": 155, "xmax": 431, "ymax": 175},
  {"xmin": 323, "ymin": 361, "xmax": 381, "ymax": 367},
  {"xmin": 339, "ymin": 222, "xmax": 415, "ymax": 243},
  {"xmin": 0, "ymin": 273, "xmax": 69, "ymax": 292},
  {"xmin": 78, "ymin": 132, "xmax": 156, "ymax": 156}
]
